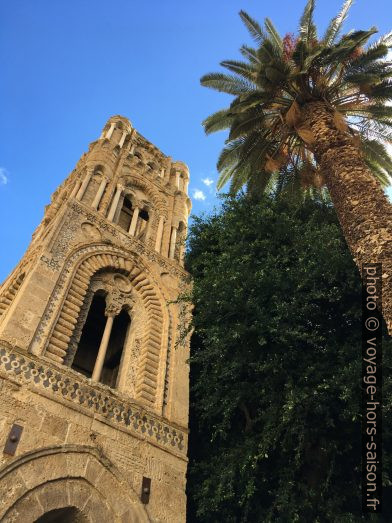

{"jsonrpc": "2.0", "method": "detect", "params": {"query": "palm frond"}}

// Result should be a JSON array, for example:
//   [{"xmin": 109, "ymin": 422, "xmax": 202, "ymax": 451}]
[
  {"xmin": 229, "ymin": 92, "xmax": 268, "ymax": 114},
  {"xmin": 376, "ymin": 31, "xmax": 392, "ymax": 48},
  {"xmin": 361, "ymin": 138, "xmax": 392, "ymax": 173},
  {"xmin": 322, "ymin": 0, "xmax": 353, "ymax": 45},
  {"xmin": 220, "ymin": 60, "xmax": 257, "ymax": 81},
  {"xmin": 230, "ymin": 165, "xmax": 253, "ymax": 194},
  {"xmin": 200, "ymin": 73, "xmax": 255, "ymax": 95},
  {"xmin": 366, "ymin": 81, "xmax": 392, "ymax": 103},
  {"xmin": 299, "ymin": 0, "xmax": 317, "ymax": 44},
  {"xmin": 364, "ymin": 158, "xmax": 391, "ymax": 187},
  {"xmin": 216, "ymin": 138, "xmax": 245, "ymax": 171},
  {"xmin": 239, "ymin": 10, "xmax": 266, "ymax": 44},
  {"xmin": 217, "ymin": 165, "xmax": 239, "ymax": 191},
  {"xmin": 264, "ymin": 18, "xmax": 283, "ymax": 51},
  {"xmin": 228, "ymin": 110, "xmax": 265, "ymax": 140},
  {"xmin": 202, "ymin": 109, "xmax": 235, "ymax": 135},
  {"xmin": 240, "ymin": 45, "xmax": 260, "ymax": 64},
  {"xmin": 319, "ymin": 28, "xmax": 378, "ymax": 68},
  {"xmin": 358, "ymin": 120, "xmax": 392, "ymax": 142}
]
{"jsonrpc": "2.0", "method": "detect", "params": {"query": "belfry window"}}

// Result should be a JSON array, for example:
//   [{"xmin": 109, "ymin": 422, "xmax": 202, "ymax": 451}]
[{"xmin": 71, "ymin": 291, "xmax": 131, "ymax": 388}]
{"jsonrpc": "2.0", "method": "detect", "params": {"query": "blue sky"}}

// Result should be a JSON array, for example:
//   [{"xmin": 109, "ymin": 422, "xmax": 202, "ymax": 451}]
[{"xmin": 1, "ymin": 0, "xmax": 391, "ymax": 281}]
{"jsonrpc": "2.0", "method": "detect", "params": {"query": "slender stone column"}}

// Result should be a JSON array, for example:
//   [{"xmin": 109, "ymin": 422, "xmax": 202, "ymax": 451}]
[
  {"xmin": 91, "ymin": 315, "xmax": 114, "ymax": 382},
  {"xmin": 160, "ymin": 168, "xmax": 165, "ymax": 178},
  {"xmin": 169, "ymin": 226, "xmax": 178, "ymax": 259},
  {"xmin": 92, "ymin": 177, "xmax": 107, "ymax": 210},
  {"xmin": 129, "ymin": 144, "xmax": 135, "ymax": 154},
  {"xmin": 145, "ymin": 216, "xmax": 152, "ymax": 243},
  {"xmin": 76, "ymin": 170, "xmax": 92, "ymax": 201},
  {"xmin": 107, "ymin": 184, "xmax": 123, "ymax": 222},
  {"xmin": 184, "ymin": 179, "xmax": 189, "ymax": 194},
  {"xmin": 70, "ymin": 180, "xmax": 81, "ymax": 198},
  {"xmin": 129, "ymin": 206, "xmax": 140, "ymax": 236},
  {"xmin": 155, "ymin": 215, "xmax": 165, "ymax": 253},
  {"xmin": 106, "ymin": 122, "xmax": 116, "ymax": 139},
  {"xmin": 175, "ymin": 171, "xmax": 181, "ymax": 190},
  {"xmin": 179, "ymin": 244, "xmax": 185, "ymax": 266},
  {"xmin": 119, "ymin": 131, "xmax": 127, "ymax": 148}
]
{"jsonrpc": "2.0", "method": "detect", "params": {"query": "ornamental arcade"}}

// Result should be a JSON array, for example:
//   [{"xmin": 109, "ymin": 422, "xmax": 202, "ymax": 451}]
[{"xmin": 0, "ymin": 115, "xmax": 192, "ymax": 523}]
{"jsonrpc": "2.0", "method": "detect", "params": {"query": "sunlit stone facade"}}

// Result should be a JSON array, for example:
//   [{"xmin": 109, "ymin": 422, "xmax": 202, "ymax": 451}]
[{"xmin": 0, "ymin": 115, "xmax": 191, "ymax": 522}]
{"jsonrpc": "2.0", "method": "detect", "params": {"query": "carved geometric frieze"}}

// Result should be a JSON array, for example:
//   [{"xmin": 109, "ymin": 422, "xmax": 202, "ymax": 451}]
[
  {"xmin": 0, "ymin": 345, "xmax": 186, "ymax": 456},
  {"xmin": 40, "ymin": 201, "xmax": 189, "ymax": 285}
]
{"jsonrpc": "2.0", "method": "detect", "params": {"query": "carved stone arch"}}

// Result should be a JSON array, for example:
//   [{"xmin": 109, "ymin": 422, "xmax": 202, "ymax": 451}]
[
  {"xmin": 120, "ymin": 175, "xmax": 168, "ymax": 219},
  {"xmin": 133, "ymin": 149, "xmax": 144, "ymax": 162},
  {"xmin": 63, "ymin": 270, "xmax": 139, "ymax": 369},
  {"xmin": 0, "ymin": 445, "xmax": 150, "ymax": 522},
  {"xmin": 0, "ymin": 270, "xmax": 26, "ymax": 320},
  {"xmin": 32, "ymin": 244, "xmax": 168, "ymax": 407}
]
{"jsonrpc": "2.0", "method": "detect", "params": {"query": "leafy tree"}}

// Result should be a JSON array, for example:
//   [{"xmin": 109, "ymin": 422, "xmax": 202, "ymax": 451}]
[
  {"xmin": 186, "ymin": 195, "xmax": 392, "ymax": 522},
  {"xmin": 200, "ymin": 0, "xmax": 392, "ymax": 334}
]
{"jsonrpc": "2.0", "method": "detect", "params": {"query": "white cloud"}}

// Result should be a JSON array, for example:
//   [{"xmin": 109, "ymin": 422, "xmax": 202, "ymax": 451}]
[
  {"xmin": 193, "ymin": 189, "xmax": 206, "ymax": 201},
  {"xmin": 0, "ymin": 167, "xmax": 8, "ymax": 185},
  {"xmin": 202, "ymin": 177, "xmax": 214, "ymax": 187}
]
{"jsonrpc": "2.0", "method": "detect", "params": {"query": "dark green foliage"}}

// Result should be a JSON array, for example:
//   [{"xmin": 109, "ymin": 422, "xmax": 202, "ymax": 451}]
[{"xmin": 186, "ymin": 195, "xmax": 392, "ymax": 522}]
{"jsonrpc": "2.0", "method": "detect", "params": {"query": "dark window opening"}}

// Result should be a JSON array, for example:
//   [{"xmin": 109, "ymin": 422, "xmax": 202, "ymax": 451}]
[
  {"xmin": 100, "ymin": 308, "xmax": 130, "ymax": 387},
  {"xmin": 139, "ymin": 209, "xmax": 149, "ymax": 221},
  {"xmin": 34, "ymin": 506, "xmax": 87, "ymax": 523},
  {"xmin": 71, "ymin": 293, "xmax": 130, "ymax": 388},
  {"xmin": 71, "ymin": 294, "xmax": 106, "ymax": 378},
  {"xmin": 136, "ymin": 209, "xmax": 149, "ymax": 237},
  {"xmin": 118, "ymin": 196, "xmax": 133, "ymax": 231}
]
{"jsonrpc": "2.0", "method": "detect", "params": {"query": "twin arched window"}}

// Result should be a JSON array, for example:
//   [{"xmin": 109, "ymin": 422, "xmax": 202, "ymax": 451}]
[
  {"xmin": 71, "ymin": 290, "xmax": 131, "ymax": 388},
  {"xmin": 116, "ymin": 194, "xmax": 149, "ymax": 237}
]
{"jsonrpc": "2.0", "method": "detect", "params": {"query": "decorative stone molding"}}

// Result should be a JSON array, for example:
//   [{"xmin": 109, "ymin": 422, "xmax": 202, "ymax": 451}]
[
  {"xmin": 64, "ymin": 201, "xmax": 188, "ymax": 281},
  {"xmin": 0, "ymin": 444, "xmax": 151, "ymax": 522},
  {"xmin": 0, "ymin": 271, "xmax": 25, "ymax": 320},
  {"xmin": 33, "ymin": 245, "xmax": 167, "ymax": 407},
  {"xmin": 120, "ymin": 174, "xmax": 168, "ymax": 218},
  {"xmin": 0, "ymin": 346, "xmax": 186, "ymax": 456}
]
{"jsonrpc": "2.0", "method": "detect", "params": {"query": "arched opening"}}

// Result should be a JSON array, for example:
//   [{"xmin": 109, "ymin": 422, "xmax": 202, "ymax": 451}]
[
  {"xmin": 34, "ymin": 506, "xmax": 87, "ymax": 523},
  {"xmin": 118, "ymin": 195, "xmax": 133, "ymax": 231},
  {"xmin": 71, "ymin": 293, "xmax": 131, "ymax": 388},
  {"xmin": 71, "ymin": 293, "xmax": 106, "ymax": 378}
]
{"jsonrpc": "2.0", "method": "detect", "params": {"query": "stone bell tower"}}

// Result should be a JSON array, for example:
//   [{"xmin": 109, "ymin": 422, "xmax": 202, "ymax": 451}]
[{"xmin": 0, "ymin": 116, "xmax": 191, "ymax": 522}]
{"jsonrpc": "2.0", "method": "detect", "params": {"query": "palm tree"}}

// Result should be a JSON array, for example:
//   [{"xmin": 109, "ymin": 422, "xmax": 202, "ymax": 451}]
[{"xmin": 201, "ymin": 0, "xmax": 392, "ymax": 333}]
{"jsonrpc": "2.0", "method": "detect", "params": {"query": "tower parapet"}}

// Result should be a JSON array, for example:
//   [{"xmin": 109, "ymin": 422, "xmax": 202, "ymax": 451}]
[{"xmin": 0, "ymin": 116, "xmax": 191, "ymax": 522}]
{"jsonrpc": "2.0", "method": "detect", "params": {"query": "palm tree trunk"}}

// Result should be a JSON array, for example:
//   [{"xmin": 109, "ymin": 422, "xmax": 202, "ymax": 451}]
[{"xmin": 302, "ymin": 101, "xmax": 392, "ymax": 334}]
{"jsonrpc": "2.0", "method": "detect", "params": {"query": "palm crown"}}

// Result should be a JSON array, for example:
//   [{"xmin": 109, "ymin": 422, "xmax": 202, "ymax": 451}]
[{"xmin": 201, "ymin": 0, "xmax": 392, "ymax": 195}]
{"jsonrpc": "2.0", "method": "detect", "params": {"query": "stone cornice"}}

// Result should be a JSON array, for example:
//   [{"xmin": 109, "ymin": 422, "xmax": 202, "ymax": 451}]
[{"xmin": 0, "ymin": 344, "xmax": 188, "ymax": 459}]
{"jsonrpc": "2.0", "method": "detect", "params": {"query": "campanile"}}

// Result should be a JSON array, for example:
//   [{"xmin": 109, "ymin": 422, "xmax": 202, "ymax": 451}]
[{"xmin": 0, "ymin": 116, "xmax": 191, "ymax": 522}]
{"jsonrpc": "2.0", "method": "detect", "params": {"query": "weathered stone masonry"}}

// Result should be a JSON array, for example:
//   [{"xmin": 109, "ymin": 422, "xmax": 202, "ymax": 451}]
[{"xmin": 0, "ymin": 115, "xmax": 191, "ymax": 522}]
